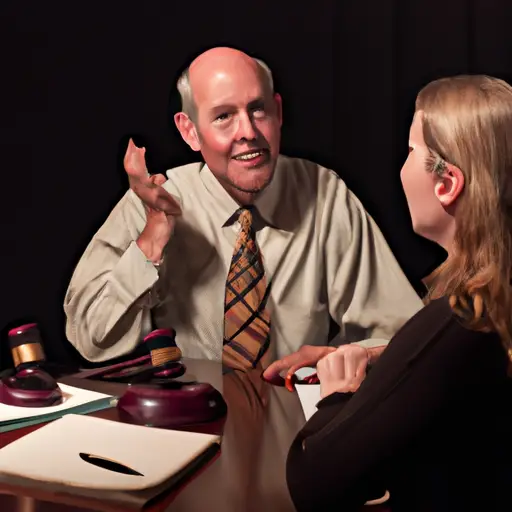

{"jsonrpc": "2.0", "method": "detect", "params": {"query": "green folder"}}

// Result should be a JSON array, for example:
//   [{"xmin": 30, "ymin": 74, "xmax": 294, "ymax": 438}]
[
  {"xmin": 0, "ymin": 381, "xmax": 119, "ymax": 434},
  {"xmin": 0, "ymin": 396, "xmax": 117, "ymax": 433}
]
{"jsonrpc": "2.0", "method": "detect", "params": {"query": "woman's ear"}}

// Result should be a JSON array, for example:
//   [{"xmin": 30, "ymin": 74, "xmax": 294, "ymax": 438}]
[
  {"xmin": 174, "ymin": 112, "xmax": 201, "ymax": 152},
  {"xmin": 434, "ymin": 163, "xmax": 465, "ymax": 207}
]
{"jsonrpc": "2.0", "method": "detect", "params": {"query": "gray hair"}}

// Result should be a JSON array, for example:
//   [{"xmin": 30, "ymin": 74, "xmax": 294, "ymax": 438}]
[{"xmin": 176, "ymin": 58, "xmax": 274, "ymax": 121}]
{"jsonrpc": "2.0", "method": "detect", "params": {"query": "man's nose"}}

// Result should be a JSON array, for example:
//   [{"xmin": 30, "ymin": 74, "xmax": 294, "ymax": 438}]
[{"xmin": 235, "ymin": 112, "xmax": 257, "ymax": 141}]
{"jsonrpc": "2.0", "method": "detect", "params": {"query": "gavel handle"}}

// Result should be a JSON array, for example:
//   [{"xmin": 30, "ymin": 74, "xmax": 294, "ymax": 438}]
[{"xmin": 128, "ymin": 361, "xmax": 186, "ymax": 384}]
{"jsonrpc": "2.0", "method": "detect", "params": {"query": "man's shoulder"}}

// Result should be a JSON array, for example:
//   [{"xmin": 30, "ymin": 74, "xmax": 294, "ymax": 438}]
[
  {"xmin": 277, "ymin": 154, "xmax": 348, "ymax": 192},
  {"xmin": 164, "ymin": 161, "xmax": 204, "ymax": 182},
  {"xmin": 154, "ymin": 161, "xmax": 205, "ymax": 198}
]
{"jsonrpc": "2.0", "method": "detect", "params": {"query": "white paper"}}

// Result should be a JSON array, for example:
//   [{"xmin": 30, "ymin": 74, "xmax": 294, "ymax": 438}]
[
  {"xmin": 0, "ymin": 383, "xmax": 114, "ymax": 423},
  {"xmin": 290, "ymin": 367, "xmax": 320, "ymax": 422},
  {"xmin": 295, "ymin": 384, "xmax": 321, "ymax": 421},
  {"xmin": 0, "ymin": 414, "xmax": 220, "ymax": 491},
  {"xmin": 293, "ymin": 367, "xmax": 317, "ymax": 379}
]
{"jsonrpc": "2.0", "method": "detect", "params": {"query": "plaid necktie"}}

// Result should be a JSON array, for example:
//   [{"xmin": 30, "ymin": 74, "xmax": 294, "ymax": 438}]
[{"xmin": 223, "ymin": 207, "xmax": 271, "ymax": 370}]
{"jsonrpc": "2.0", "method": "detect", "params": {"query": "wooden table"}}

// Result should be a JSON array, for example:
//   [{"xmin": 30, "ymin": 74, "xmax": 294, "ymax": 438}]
[
  {"xmin": 0, "ymin": 358, "xmax": 306, "ymax": 511},
  {"xmin": 0, "ymin": 358, "xmax": 391, "ymax": 511}
]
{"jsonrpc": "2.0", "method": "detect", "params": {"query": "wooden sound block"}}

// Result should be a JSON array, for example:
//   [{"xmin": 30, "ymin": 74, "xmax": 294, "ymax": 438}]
[{"xmin": 117, "ymin": 381, "xmax": 228, "ymax": 428}]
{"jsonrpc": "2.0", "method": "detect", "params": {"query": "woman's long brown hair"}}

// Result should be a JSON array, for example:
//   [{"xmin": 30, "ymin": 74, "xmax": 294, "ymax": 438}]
[{"xmin": 417, "ymin": 75, "xmax": 512, "ymax": 360}]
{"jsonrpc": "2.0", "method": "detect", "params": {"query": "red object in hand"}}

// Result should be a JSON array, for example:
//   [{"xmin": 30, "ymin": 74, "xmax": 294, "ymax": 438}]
[
  {"xmin": 285, "ymin": 372, "xmax": 319, "ymax": 391},
  {"xmin": 262, "ymin": 370, "xmax": 319, "ymax": 392}
]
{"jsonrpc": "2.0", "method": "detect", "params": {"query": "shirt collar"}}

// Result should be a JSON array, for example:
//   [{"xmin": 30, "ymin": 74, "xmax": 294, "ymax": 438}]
[
  {"xmin": 199, "ymin": 156, "xmax": 289, "ymax": 230},
  {"xmin": 199, "ymin": 163, "xmax": 240, "ymax": 227}
]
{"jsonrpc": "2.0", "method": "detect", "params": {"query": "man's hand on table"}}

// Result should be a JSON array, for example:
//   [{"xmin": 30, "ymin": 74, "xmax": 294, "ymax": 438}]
[{"xmin": 123, "ymin": 138, "xmax": 182, "ymax": 263}]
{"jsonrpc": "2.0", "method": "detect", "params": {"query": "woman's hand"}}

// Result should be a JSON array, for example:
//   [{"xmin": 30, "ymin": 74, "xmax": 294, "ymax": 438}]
[{"xmin": 317, "ymin": 344, "xmax": 369, "ymax": 398}]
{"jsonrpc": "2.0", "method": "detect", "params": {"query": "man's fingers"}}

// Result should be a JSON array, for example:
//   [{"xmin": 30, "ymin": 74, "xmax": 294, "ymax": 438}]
[
  {"xmin": 123, "ymin": 140, "xmax": 182, "ymax": 216},
  {"xmin": 148, "ymin": 174, "xmax": 178, "ymax": 212},
  {"xmin": 262, "ymin": 357, "xmax": 292, "ymax": 380},
  {"xmin": 148, "ymin": 173, "xmax": 175, "ymax": 208},
  {"xmin": 131, "ymin": 176, "xmax": 182, "ymax": 216},
  {"xmin": 286, "ymin": 361, "xmax": 314, "ymax": 380},
  {"xmin": 267, "ymin": 349, "xmax": 317, "ymax": 379},
  {"xmin": 124, "ymin": 139, "xmax": 148, "ymax": 178},
  {"xmin": 126, "ymin": 138, "xmax": 144, "ymax": 158},
  {"xmin": 263, "ymin": 346, "xmax": 338, "ymax": 385},
  {"xmin": 153, "ymin": 191, "xmax": 182, "ymax": 215},
  {"xmin": 152, "ymin": 174, "xmax": 167, "ymax": 186}
]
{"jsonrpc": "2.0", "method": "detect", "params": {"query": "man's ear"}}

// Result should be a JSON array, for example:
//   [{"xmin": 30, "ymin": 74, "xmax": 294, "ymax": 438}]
[
  {"xmin": 174, "ymin": 112, "xmax": 201, "ymax": 152},
  {"xmin": 434, "ymin": 163, "xmax": 465, "ymax": 207},
  {"xmin": 273, "ymin": 93, "xmax": 283, "ymax": 127}
]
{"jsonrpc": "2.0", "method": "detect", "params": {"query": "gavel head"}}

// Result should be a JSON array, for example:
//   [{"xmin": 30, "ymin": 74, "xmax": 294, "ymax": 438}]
[
  {"xmin": 0, "ymin": 323, "xmax": 63, "ymax": 407},
  {"xmin": 143, "ymin": 329, "xmax": 182, "ymax": 367},
  {"xmin": 8, "ymin": 323, "xmax": 46, "ymax": 370}
]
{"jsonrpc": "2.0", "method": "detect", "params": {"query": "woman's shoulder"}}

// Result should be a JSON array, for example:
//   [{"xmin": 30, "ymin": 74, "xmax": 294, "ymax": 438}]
[
  {"xmin": 392, "ymin": 296, "xmax": 453, "ymax": 339},
  {"xmin": 391, "ymin": 296, "xmax": 504, "ymax": 362},
  {"xmin": 400, "ymin": 296, "xmax": 496, "ymax": 338},
  {"xmin": 370, "ymin": 297, "xmax": 508, "ymax": 394}
]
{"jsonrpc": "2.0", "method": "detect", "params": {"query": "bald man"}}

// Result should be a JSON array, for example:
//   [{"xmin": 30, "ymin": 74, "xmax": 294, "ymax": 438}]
[{"xmin": 64, "ymin": 47, "xmax": 423, "ymax": 373}]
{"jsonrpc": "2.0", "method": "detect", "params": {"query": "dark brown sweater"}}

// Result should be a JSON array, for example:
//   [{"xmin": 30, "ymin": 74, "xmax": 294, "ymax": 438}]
[{"xmin": 286, "ymin": 298, "xmax": 512, "ymax": 511}]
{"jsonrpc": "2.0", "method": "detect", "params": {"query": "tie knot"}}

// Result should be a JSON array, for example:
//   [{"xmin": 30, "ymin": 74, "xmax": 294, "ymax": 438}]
[{"xmin": 238, "ymin": 207, "xmax": 254, "ymax": 230}]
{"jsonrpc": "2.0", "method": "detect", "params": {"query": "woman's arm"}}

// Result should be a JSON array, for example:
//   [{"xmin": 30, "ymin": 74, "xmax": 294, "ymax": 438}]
[{"xmin": 286, "ymin": 307, "xmax": 504, "ymax": 511}]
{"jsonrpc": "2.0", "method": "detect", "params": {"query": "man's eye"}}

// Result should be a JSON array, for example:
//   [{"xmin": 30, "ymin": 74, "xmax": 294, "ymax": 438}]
[
  {"xmin": 215, "ymin": 113, "xmax": 230, "ymax": 122},
  {"xmin": 408, "ymin": 146, "xmax": 414, "ymax": 154}
]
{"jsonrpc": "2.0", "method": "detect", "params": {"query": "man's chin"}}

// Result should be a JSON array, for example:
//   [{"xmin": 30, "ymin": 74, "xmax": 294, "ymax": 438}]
[
  {"xmin": 226, "ymin": 164, "xmax": 276, "ymax": 195},
  {"xmin": 232, "ymin": 173, "xmax": 274, "ymax": 195}
]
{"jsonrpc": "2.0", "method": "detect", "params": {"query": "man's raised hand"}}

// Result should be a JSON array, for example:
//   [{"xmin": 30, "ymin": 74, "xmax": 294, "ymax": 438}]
[{"xmin": 124, "ymin": 138, "xmax": 182, "ymax": 216}]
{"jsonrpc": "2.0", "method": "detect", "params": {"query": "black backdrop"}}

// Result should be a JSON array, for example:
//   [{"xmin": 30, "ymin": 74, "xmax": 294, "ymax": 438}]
[{"xmin": 1, "ymin": 0, "xmax": 512, "ymax": 367}]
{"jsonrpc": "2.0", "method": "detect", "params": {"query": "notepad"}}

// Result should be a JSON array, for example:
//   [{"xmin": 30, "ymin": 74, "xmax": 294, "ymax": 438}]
[
  {"xmin": 295, "ymin": 384, "xmax": 321, "ymax": 421},
  {"xmin": 291, "ymin": 367, "xmax": 321, "ymax": 422},
  {"xmin": 0, "ymin": 383, "xmax": 115, "ymax": 433},
  {"xmin": 0, "ymin": 414, "xmax": 221, "ymax": 491}
]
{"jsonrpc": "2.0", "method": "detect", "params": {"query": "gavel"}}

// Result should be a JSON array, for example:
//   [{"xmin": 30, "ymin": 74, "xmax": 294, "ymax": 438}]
[
  {"xmin": 113, "ymin": 329, "xmax": 228, "ymax": 429},
  {"xmin": 0, "ymin": 323, "xmax": 63, "ymax": 407},
  {"xmin": 99, "ymin": 329, "xmax": 185, "ymax": 383}
]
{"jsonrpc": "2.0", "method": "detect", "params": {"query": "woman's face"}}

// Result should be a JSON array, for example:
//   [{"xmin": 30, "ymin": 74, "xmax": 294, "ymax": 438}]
[{"xmin": 400, "ymin": 111, "xmax": 453, "ymax": 246}]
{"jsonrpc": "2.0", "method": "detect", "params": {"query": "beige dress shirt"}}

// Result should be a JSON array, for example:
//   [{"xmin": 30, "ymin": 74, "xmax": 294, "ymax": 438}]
[{"xmin": 64, "ymin": 155, "xmax": 424, "ymax": 362}]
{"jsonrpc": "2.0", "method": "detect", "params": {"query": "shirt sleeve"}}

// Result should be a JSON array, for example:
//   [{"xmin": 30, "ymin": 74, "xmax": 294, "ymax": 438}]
[
  {"xmin": 324, "ymin": 176, "xmax": 424, "ymax": 344},
  {"xmin": 285, "ymin": 314, "xmax": 503, "ymax": 511},
  {"xmin": 64, "ymin": 189, "xmax": 161, "ymax": 362}
]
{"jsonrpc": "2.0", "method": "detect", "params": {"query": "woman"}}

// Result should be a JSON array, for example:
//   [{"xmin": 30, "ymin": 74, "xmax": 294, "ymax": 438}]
[{"xmin": 286, "ymin": 75, "xmax": 512, "ymax": 511}]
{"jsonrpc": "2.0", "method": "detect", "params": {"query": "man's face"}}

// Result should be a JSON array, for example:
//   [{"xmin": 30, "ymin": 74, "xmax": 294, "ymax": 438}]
[{"xmin": 192, "ymin": 64, "xmax": 282, "ymax": 199}]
